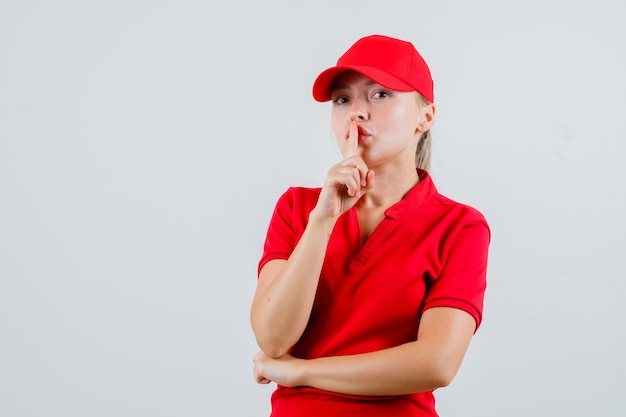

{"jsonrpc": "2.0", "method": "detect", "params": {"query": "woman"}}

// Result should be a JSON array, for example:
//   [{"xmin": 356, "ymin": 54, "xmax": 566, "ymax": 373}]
[{"xmin": 250, "ymin": 34, "xmax": 490, "ymax": 416}]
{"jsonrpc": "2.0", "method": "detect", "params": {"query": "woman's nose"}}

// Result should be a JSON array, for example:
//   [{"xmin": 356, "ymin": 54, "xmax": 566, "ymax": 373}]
[{"xmin": 349, "ymin": 98, "xmax": 368, "ymax": 121}]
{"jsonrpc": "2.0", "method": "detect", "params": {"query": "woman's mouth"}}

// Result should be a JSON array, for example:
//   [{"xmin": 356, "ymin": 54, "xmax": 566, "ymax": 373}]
[{"xmin": 356, "ymin": 127, "xmax": 371, "ymax": 142}]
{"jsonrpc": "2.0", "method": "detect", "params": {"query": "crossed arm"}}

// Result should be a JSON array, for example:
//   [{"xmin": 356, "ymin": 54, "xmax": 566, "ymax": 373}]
[
  {"xmin": 252, "ymin": 304, "xmax": 475, "ymax": 396},
  {"xmin": 250, "ymin": 148, "xmax": 480, "ymax": 396},
  {"xmin": 250, "ymin": 219, "xmax": 477, "ymax": 397}
]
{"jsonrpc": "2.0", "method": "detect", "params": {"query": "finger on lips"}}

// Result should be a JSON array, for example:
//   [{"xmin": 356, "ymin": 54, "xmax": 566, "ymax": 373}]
[{"xmin": 344, "ymin": 119, "xmax": 359, "ymax": 159}]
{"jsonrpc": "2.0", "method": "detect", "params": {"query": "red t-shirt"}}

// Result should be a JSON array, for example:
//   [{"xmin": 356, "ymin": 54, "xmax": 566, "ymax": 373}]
[{"xmin": 258, "ymin": 170, "xmax": 490, "ymax": 416}]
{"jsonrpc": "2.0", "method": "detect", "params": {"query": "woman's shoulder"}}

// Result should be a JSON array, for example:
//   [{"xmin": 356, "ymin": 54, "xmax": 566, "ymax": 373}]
[
  {"xmin": 280, "ymin": 185, "xmax": 322, "ymax": 199},
  {"xmin": 286, "ymin": 185, "xmax": 322, "ymax": 195},
  {"xmin": 274, "ymin": 186, "xmax": 322, "ymax": 211},
  {"xmin": 431, "ymin": 192, "xmax": 489, "ymax": 226},
  {"xmin": 410, "ymin": 172, "xmax": 488, "ymax": 226}
]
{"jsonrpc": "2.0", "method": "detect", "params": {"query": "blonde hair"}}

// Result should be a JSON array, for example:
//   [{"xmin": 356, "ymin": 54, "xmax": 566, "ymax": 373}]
[
  {"xmin": 415, "ymin": 130, "xmax": 431, "ymax": 171},
  {"xmin": 415, "ymin": 93, "xmax": 432, "ymax": 171}
]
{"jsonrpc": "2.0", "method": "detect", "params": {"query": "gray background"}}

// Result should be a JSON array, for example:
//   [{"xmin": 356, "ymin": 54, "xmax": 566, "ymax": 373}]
[{"xmin": 1, "ymin": 1, "xmax": 624, "ymax": 416}]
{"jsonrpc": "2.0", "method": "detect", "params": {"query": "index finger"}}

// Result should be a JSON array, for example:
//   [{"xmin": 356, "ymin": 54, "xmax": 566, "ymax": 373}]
[{"xmin": 343, "ymin": 120, "xmax": 359, "ymax": 159}]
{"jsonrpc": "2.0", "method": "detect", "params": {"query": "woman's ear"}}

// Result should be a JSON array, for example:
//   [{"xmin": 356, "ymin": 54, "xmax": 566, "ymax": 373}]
[{"xmin": 416, "ymin": 104, "xmax": 436, "ymax": 133}]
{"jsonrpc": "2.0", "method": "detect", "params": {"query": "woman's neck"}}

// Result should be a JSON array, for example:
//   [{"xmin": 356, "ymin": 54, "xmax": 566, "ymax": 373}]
[{"xmin": 358, "ymin": 165, "xmax": 420, "ymax": 210}]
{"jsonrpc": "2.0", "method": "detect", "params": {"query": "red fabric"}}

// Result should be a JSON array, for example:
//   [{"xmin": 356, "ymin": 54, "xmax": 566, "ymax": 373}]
[{"xmin": 258, "ymin": 170, "xmax": 490, "ymax": 416}]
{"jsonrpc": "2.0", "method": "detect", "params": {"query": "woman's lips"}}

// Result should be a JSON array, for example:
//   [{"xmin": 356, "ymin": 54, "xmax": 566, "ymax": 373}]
[
  {"xmin": 346, "ymin": 126, "xmax": 372, "ymax": 141},
  {"xmin": 357, "ymin": 127, "xmax": 371, "ymax": 142}
]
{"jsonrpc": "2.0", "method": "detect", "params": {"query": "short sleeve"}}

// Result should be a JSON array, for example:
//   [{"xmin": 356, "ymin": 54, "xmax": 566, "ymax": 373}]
[
  {"xmin": 422, "ymin": 219, "xmax": 490, "ymax": 330},
  {"xmin": 257, "ymin": 187, "xmax": 320, "ymax": 276}
]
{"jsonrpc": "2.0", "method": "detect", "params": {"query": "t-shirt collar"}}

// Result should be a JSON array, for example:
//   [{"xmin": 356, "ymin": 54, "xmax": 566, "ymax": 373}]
[{"xmin": 384, "ymin": 169, "xmax": 438, "ymax": 218}]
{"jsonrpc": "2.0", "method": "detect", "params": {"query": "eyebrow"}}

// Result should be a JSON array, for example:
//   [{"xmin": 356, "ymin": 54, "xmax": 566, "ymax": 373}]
[{"xmin": 331, "ymin": 79, "xmax": 378, "ymax": 92}]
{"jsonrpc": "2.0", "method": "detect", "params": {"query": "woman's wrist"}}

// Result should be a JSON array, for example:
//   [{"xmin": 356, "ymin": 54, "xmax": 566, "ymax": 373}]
[
  {"xmin": 307, "ymin": 208, "xmax": 338, "ymax": 239},
  {"xmin": 294, "ymin": 356, "xmax": 311, "ymax": 388}
]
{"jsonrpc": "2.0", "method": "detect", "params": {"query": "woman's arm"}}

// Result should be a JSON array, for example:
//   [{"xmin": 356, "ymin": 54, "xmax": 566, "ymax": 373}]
[
  {"xmin": 250, "ymin": 212, "xmax": 334, "ymax": 359},
  {"xmin": 253, "ymin": 307, "xmax": 476, "ymax": 395},
  {"xmin": 251, "ymin": 121, "xmax": 373, "ymax": 359}
]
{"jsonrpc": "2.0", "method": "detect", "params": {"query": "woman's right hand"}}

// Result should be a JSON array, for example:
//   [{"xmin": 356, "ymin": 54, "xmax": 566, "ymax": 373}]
[
  {"xmin": 311, "ymin": 120, "xmax": 375, "ymax": 221},
  {"xmin": 251, "ymin": 121, "xmax": 374, "ymax": 357}
]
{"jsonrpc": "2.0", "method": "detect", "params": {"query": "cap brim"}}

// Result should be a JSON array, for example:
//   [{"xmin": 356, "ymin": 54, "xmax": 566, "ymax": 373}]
[{"xmin": 312, "ymin": 65, "xmax": 414, "ymax": 102}]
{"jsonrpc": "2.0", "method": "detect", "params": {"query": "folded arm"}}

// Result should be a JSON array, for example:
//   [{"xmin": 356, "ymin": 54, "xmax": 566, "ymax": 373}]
[{"xmin": 253, "ymin": 307, "xmax": 476, "ymax": 396}]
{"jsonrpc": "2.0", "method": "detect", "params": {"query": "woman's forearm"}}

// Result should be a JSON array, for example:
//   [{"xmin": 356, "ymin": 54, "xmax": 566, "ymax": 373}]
[
  {"xmin": 299, "ymin": 308, "xmax": 475, "ymax": 395},
  {"xmin": 300, "ymin": 342, "xmax": 448, "ymax": 396},
  {"xmin": 254, "ymin": 308, "xmax": 476, "ymax": 395},
  {"xmin": 251, "ymin": 210, "xmax": 336, "ymax": 358}
]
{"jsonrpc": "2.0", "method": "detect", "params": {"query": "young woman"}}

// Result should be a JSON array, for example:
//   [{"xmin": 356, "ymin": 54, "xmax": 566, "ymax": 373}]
[{"xmin": 250, "ymin": 34, "xmax": 490, "ymax": 416}]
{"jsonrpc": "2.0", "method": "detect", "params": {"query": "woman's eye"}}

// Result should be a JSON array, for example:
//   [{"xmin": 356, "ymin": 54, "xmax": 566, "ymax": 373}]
[
  {"xmin": 332, "ymin": 96, "xmax": 349, "ymax": 104},
  {"xmin": 372, "ymin": 91, "xmax": 390, "ymax": 99}
]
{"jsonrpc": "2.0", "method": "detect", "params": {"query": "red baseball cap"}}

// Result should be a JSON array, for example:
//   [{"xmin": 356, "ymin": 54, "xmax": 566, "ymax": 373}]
[{"xmin": 312, "ymin": 34, "xmax": 434, "ymax": 103}]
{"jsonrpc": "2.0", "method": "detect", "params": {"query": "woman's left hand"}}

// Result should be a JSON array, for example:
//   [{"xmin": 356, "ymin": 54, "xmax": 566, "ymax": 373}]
[{"xmin": 253, "ymin": 351, "xmax": 305, "ymax": 387}]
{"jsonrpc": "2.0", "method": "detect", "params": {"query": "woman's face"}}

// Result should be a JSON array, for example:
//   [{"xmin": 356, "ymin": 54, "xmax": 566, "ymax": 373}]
[{"xmin": 329, "ymin": 71, "xmax": 434, "ymax": 167}]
